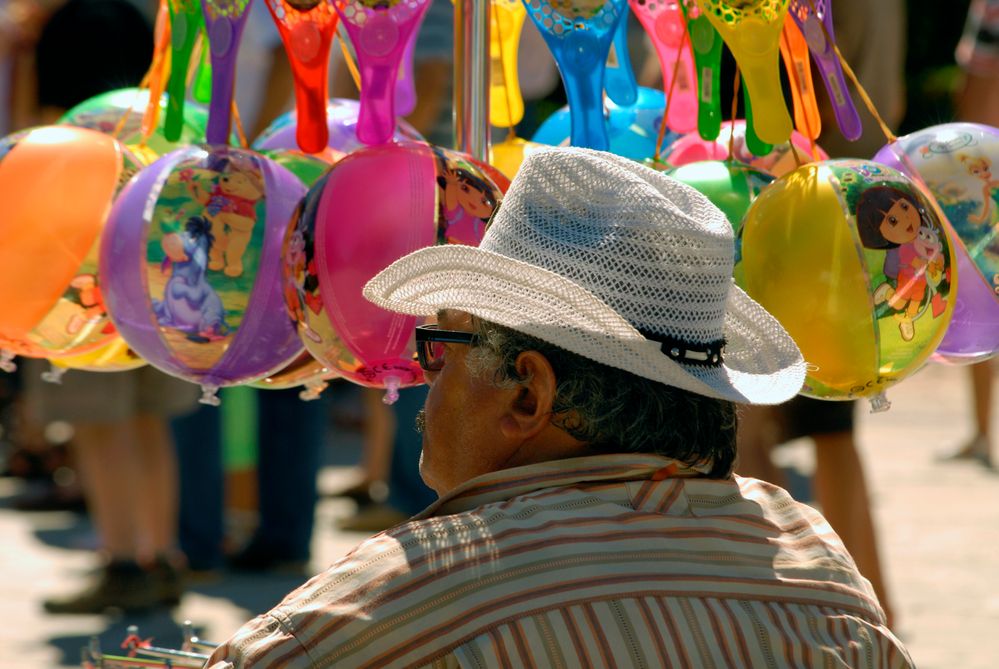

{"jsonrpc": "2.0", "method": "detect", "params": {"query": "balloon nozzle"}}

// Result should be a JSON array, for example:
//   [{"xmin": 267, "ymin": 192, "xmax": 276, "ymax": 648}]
[
  {"xmin": 199, "ymin": 385, "xmax": 222, "ymax": 407},
  {"xmin": 868, "ymin": 392, "xmax": 891, "ymax": 413},
  {"xmin": 382, "ymin": 375, "xmax": 401, "ymax": 405},
  {"xmin": 0, "ymin": 350, "xmax": 16, "ymax": 373},
  {"xmin": 41, "ymin": 366, "xmax": 67, "ymax": 384}
]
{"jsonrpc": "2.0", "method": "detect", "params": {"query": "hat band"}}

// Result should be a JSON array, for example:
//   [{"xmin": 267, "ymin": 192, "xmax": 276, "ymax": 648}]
[{"xmin": 638, "ymin": 331, "xmax": 726, "ymax": 367}]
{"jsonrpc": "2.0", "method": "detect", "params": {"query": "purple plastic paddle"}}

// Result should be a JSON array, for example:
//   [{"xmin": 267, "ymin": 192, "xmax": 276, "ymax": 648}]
[
  {"xmin": 202, "ymin": 0, "xmax": 254, "ymax": 145},
  {"xmin": 789, "ymin": 0, "xmax": 862, "ymax": 141}
]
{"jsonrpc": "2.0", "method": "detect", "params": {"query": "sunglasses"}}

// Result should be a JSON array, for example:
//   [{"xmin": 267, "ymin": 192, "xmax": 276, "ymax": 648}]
[{"xmin": 414, "ymin": 324, "xmax": 480, "ymax": 372}]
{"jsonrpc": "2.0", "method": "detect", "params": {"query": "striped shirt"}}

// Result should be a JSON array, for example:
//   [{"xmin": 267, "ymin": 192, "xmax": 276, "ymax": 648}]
[{"xmin": 206, "ymin": 454, "xmax": 912, "ymax": 668}]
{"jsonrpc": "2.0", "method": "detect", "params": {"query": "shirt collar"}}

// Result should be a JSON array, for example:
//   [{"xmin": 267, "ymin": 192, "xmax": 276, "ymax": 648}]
[{"xmin": 414, "ymin": 454, "xmax": 714, "ymax": 519}]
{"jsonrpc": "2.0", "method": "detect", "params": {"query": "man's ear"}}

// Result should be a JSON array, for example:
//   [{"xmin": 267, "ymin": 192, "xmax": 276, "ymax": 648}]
[{"xmin": 499, "ymin": 350, "xmax": 557, "ymax": 440}]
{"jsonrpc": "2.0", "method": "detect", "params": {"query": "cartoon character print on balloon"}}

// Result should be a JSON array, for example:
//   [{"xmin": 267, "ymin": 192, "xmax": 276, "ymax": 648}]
[
  {"xmin": 837, "ymin": 163, "xmax": 952, "ymax": 353},
  {"xmin": 152, "ymin": 216, "xmax": 229, "ymax": 342},
  {"xmin": 145, "ymin": 150, "xmax": 267, "ymax": 371},
  {"xmin": 433, "ymin": 148, "xmax": 499, "ymax": 246}
]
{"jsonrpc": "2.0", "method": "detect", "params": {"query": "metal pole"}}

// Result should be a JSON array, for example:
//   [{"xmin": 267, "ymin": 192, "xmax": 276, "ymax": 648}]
[{"xmin": 453, "ymin": 0, "xmax": 491, "ymax": 160}]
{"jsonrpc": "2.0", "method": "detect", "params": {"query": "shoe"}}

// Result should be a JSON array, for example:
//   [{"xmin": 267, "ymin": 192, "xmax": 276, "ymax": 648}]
[
  {"xmin": 872, "ymin": 282, "xmax": 895, "ymax": 305},
  {"xmin": 227, "ymin": 542, "xmax": 309, "ymax": 575},
  {"xmin": 43, "ymin": 560, "xmax": 178, "ymax": 614},
  {"xmin": 337, "ymin": 503, "xmax": 409, "ymax": 533}
]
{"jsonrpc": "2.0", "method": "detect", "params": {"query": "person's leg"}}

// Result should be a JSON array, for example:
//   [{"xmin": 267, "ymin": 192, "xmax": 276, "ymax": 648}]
[
  {"xmin": 172, "ymin": 405, "xmax": 225, "ymax": 571},
  {"xmin": 130, "ymin": 413, "xmax": 181, "ymax": 565},
  {"xmin": 734, "ymin": 404, "xmax": 786, "ymax": 485},
  {"xmin": 940, "ymin": 361, "xmax": 994, "ymax": 466},
  {"xmin": 232, "ymin": 388, "xmax": 325, "ymax": 568},
  {"xmin": 812, "ymin": 431, "xmax": 894, "ymax": 626}
]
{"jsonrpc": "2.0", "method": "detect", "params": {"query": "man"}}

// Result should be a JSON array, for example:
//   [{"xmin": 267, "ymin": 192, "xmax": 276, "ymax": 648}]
[{"xmin": 207, "ymin": 149, "xmax": 912, "ymax": 667}]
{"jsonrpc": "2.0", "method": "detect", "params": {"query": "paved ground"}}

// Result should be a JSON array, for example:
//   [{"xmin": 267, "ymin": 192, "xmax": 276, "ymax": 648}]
[{"xmin": 0, "ymin": 362, "xmax": 997, "ymax": 668}]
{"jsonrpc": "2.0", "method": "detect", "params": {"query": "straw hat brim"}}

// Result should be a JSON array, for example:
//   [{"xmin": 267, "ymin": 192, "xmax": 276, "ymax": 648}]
[{"xmin": 364, "ymin": 244, "xmax": 805, "ymax": 404}]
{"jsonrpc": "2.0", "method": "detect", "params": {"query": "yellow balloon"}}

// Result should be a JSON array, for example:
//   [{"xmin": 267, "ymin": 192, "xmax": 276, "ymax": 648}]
[
  {"xmin": 737, "ymin": 160, "xmax": 956, "ymax": 409},
  {"xmin": 50, "ymin": 337, "xmax": 146, "ymax": 373},
  {"xmin": 489, "ymin": 136, "xmax": 545, "ymax": 180}
]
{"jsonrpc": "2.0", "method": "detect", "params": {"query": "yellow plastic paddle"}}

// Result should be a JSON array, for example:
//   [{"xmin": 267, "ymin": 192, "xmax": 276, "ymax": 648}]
[
  {"xmin": 489, "ymin": 0, "xmax": 526, "ymax": 128},
  {"xmin": 695, "ymin": 0, "xmax": 792, "ymax": 145}
]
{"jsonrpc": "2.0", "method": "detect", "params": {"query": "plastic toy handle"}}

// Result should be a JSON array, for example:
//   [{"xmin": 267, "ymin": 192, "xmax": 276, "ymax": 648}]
[
  {"xmin": 395, "ymin": 9, "xmax": 427, "ymax": 117},
  {"xmin": 682, "ymin": 3, "xmax": 723, "ymax": 141},
  {"xmin": 605, "ymin": 10, "xmax": 638, "ymax": 107},
  {"xmin": 742, "ymin": 87, "xmax": 773, "ymax": 156},
  {"xmin": 265, "ymin": 1, "xmax": 339, "ymax": 154},
  {"xmin": 699, "ymin": 2, "xmax": 792, "ymax": 146},
  {"xmin": 631, "ymin": 0, "xmax": 696, "ymax": 134},
  {"xmin": 526, "ymin": 0, "xmax": 628, "ymax": 151},
  {"xmin": 489, "ymin": 0, "xmax": 526, "ymax": 128},
  {"xmin": 165, "ymin": 0, "xmax": 204, "ymax": 141},
  {"xmin": 202, "ymin": 2, "xmax": 252, "ymax": 145},
  {"xmin": 778, "ymin": 15, "xmax": 821, "ymax": 139},
  {"xmin": 142, "ymin": 0, "xmax": 172, "ymax": 139},
  {"xmin": 792, "ymin": 0, "xmax": 861, "ymax": 140},
  {"xmin": 193, "ymin": 30, "xmax": 213, "ymax": 103},
  {"xmin": 335, "ymin": 1, "xmax": 430, "ymax": 146}
]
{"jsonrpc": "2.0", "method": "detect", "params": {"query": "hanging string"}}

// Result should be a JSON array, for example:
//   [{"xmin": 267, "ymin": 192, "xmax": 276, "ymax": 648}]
[
  {"xmin": 804, "ymin": 0, "xmax": 896, "ymax": 143},
  {"xmin": 111, "ymin": 69, "xmax": 154, "ymax": 140},
  {"xmin": 728, "ymin": 67, "xmax": 740, "ymax": 161},
  {"xmin": 493, "ymin": 2, "xmax": 517, "ymax": 142},
  {"xmin": 788, "ymin": 136, "xmax": 804, "ymax": 168},
  {"xmin": 653, "ymin": 22, "xmax": 690, "ymax": 162},
  {"xmin": 231, "ymin": 101, "xmax": 248, "ymax": 148},
  {"xmin": 337, "ymin": 34, "xmax": 363, "ymax": 92}
]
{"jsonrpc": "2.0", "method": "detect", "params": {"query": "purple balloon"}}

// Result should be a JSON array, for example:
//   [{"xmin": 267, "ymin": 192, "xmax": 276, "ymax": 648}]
[
  {"xmin": 253, "ymin": 98, "xmax": 423, "ymax": 156},
  {"xmin": 100, "ymin": 145, "xmax": 306, "ymax": 403},
  {"xmin": 874, "ymin": 122, "xmax": 999, "ymax": 364}
]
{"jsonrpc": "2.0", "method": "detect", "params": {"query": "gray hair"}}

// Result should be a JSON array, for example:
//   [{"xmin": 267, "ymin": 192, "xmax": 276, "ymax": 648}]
[{"xmin": 466, "ymin": 318, "xmax": 738, "ymax": 478}]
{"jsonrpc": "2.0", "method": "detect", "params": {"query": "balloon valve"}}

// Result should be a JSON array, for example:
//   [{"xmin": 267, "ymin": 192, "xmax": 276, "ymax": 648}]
[
  {"xmin": 868, "ymin": 392, "xmax": 891, "ymax": 413},
  {"xmin": 41, "ymin": 366, "xmax": 66, "ymax": 384},
  {"xmin": 382, "ymin": 375, "xmax": 401, "ymax": 405},
  {"xmin": 299, "ymin": 380, "xmax": 329, "ymax": 402},
  {"xmin": 199, "ymin": 385, "xmax": 222, "ymax": 407},
  {"xmin": 0, "ymin": 350, "xmax": 16, "ymax": 373}
]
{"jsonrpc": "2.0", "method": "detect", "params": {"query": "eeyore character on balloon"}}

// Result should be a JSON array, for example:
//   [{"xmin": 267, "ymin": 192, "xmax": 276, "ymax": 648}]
[{"xmin": 153, "ymin": 216, "xmax": 230, "ymax": 342}]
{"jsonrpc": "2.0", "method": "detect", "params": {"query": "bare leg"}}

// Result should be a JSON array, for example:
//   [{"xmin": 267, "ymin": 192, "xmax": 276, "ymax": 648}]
[
  {"xmin": 71, "ymin": 423, "xmax": 137, "ymax": 560},
  {"xmin": 735, "ymin": 405, "xmax": 787, "ymax": 486},
  {"xmin": 812, "ymin": 431, "xmax": 893, "ymax": 626},
  {"xmin": 971, "ymin": 360, "xmax": 993, "ymax": 442},
  {"xmin": 360, "ymin": 388, "xmax": 396, "ymax": 502},
  {"xmin": 129, "ymin": 414, "xmax": 180, "ymax": 565}
]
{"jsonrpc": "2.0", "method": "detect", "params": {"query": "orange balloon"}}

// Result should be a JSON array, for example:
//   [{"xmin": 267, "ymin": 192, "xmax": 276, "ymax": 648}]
[{"xmin": 0, "ymin": 127, "xmax": 125, "ymax": 360}]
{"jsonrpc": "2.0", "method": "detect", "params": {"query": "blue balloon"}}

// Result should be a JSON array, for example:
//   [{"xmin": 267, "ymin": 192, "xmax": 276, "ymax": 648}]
[{"xmin": 532, "ymin": 87, "xmax": 678, "ymax": 161}]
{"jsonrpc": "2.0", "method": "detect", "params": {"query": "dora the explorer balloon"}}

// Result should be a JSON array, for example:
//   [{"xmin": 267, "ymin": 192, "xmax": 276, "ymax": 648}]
[
  {"xmin": 182, "ymin": 156, "xmax": 265, "ymax": 277},
  {"xmin": 858, "ymin": 185, "xmax": 948, "ymax": 342},
  {"xmin": 434, "ymin": 151, "xmax": 498, "ymax": 245}
]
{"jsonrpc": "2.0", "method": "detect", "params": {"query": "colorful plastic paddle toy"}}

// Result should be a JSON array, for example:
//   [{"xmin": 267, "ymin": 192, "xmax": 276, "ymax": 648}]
[
  {"xmin": 265, "ymin": 0, "xmax": 341, "ymax": 154},
  {"xmin": 605, "ymin": 9, "xmax": 638, "ymax": 106},
  {"xmin": 631, "ymin": 0, "xmax": 697, "ymax": 134},
  {"xmin": 778, "ymin": 13, "xmax": 820, "ymax": 140},
  {"xmin": 202, "ymin": 0, "xmax": 254, "ymax": 144},
  {"xmin": 335, "ymin": 0, "xmax": 431, "ymax": 146},
  {"xmin": 165, "ymin": 0, "xmax": 204, "ymax": 141},
  {"xmin": 695, "ymin": 0, "xmax": 792, "ymax": 145},
  {"xmin": 679, "ymin": 0, "xmax": 722, "ymax": 140},
  {"xmin": 788, "ymin": 0, "xmax": 861, "ymax": 140},
  {"xmin": 141, "ymin": 0, "xmax": 172, "ymax": 140},
  {"xmin": 525, "ymin": 0, "xmax": 629, "ymax": 151},
  {"xmin": 193, "ymin": 28, "xmax": 213, "ymax": 103},
  {"xmin": 395, "ymin": 8, "xmax": 425, "ymax": 117},
  {"xmin": 489, "ymin": 0, "xmax": 526, "ymax": 128}
]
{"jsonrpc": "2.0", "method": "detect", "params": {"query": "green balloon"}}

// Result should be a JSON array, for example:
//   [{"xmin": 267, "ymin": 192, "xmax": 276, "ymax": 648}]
[
  {"xmin": 59, "ymin": 88, "xmax": 208, "ymax": 155},
  {"xmin": 261, "ymin": 150, "xmax": 331, "ymax": 188},
  {"xmin": 666, "ymin": 160, "xmax": 774, "ymax": 230}
]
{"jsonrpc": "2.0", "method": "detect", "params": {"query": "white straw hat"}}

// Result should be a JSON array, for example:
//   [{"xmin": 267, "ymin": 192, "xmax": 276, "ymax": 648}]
[{"xmin": 364, "ymin": 147, "xmax": 804, "ymax": 404}]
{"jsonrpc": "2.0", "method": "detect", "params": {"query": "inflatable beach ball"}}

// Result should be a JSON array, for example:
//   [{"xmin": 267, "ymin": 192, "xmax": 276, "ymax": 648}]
[
  {"xmin": 737, "ymin": 159, "xmax": 956, "ymax": 410},
  {"xmin": 100, "ymin": 145, "xmax": 306, "ymax": 404},
  {"xmin": 874, "ymin": 122, "xmax": 999, "ymax": 364}
]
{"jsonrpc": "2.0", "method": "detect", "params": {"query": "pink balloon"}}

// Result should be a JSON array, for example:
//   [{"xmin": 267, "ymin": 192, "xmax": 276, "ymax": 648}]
[
  {"xmin": 665, "ymin": 120, "xmax": 829, "ymax": 176},
  {"xmin": 300, "ymin": 141, "xmax": 506, "ymax": 402}
]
